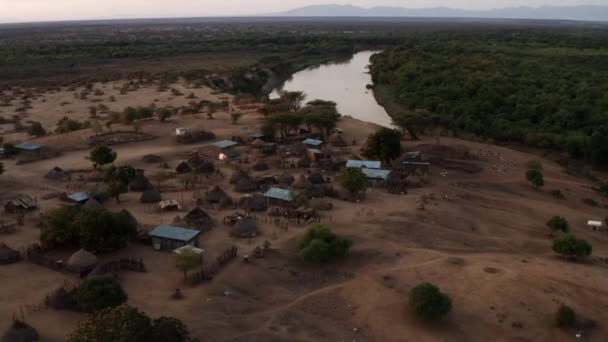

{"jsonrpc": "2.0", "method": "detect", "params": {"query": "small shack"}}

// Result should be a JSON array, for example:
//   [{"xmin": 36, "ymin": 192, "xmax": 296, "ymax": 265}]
[
  {"xmin": 264, "ymin": 187, "xmax": 302, "ymax": 207},
  {"xmin": 15, "ymin": 142, "xmax": 42, "ymax": 157},
  {"xmin": 67, "ymin": 192, "xmax": 90, "ymax": 205},
  {"xmin": 4, "ymin": 195, "xmax": 38, "ymax": 213},
  {"xmin": 250, "ymin": 132, "xmax": 266, "ymax": 141},
  {"xmin": 67, "ymin": 249, "xmax": 98, "ymax": 273},
  {"xmin": 201, "ymin": 140, "xmax": 239, "ymax": 161},
  {"xmin": 129, "ymin": 174, "xmax": 153, "ymax": 192},
  {"xmin": 346, "ymin": 160, "xmax": 381, "ymax": 169},
  {"xmin": 302, "ymin": 138, "xmax": 323, "ymax": 148},
  {"xmin": 149, "ymin": 225, "xmax": 201, "ymax": 251},
  {"xmin": 45, "ymin": 166, "xmax": 68, "ymax": 180},
  {"xmin": 361, "ymin": 168, "xmax": 392, "ymax": 186},
  {"xmin": 588, "ymin": 220, "xmax": 605, "ymax": 231},
  {"xmin": 176, "ymin": 128, "xmax": 188, "ymax": 136},
  {"xmin": 403, "ymin": 151, "xmax": 422, "ymax": 162}
]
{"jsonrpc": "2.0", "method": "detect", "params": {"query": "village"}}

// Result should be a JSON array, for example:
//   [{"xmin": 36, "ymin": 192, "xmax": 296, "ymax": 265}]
[{"xmin": 1, "ymin": 78, "xmax": 608, "ymax": 341}]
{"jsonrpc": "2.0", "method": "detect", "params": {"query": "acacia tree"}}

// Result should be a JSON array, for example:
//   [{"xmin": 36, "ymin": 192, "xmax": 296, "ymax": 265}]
[
  {"xmin": 298, "ymin": 224, "xmax": 352, "ymax": 263},
  {"xmin": 172, "ymin": 248, "xmax": 202, "ymax": 280},
  {"xmin": 280, "ymin": 91, "xmax": 306, "ymax": 112},
  {"xmin": 363, "ymin": 128, "xmax": 402, "ymax": 163},
  {"xmin": 104, "ymin": 165, "xmax": 137, "ymax": 203},
  {"xmin": 409, "ymin": 282, "xmax": 452, "ymax": 320},
  {"xmin": 89, "ymin": 145, "xmax": 117, "ymax": 168},
  {"xmin": 552, "ymin": 234, "xmax": 592, "ymax": 260},
  {"xmin": 336, "ymin": 167, "xmax": 368, "ymax": 196}
]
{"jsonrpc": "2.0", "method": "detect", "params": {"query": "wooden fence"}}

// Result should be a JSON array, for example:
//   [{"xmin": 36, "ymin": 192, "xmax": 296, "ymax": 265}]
[{"xmin": 189, "ymin": 246, "xmax": 237, "ymax": 285}]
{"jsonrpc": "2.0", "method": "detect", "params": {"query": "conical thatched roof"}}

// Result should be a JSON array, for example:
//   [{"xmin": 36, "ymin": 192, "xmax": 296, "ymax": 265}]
[
  {"xmin": 251, "ymin": 138, "xmax": 265, "ymax": 147},
  {"xmin": 230, "ymin": 169, "xmax": 249, "ymax": 185},
  {"xmin": 307, "ymin": 171, "xmax": 326, "ymax": 185},
  {"xmin": 183, "ymin": 207, "xmax": 213, "ymax": 229},
  {"xmin": 2, "ymin": 320, "xmax": 39, "ymax": 342},
  {"xmin": 67, "ymin": 249, "xmax": 98, "ymax": 272},
  {"xmin": 140, "ymin": 189, "xmax": 161, "ymax": 203},
  {"xmin": 219, "ymin": 196, "xmax": 234, "ymax": 209},
  {"xmin": 293, "ymin": 175, "xmax": 312, "ymax": 189},
  {"xmin": 129, "ymin": 174, "xmax": 153, "ymax": 192},
  {"xmin": 195, "ymin": 159, "xmax": 215, "ymax": 174},
  {"xmin": 329, "ymin": 134, "xmax": 347, "ymax": 147},
  {"xmin": 175, "ymin": 161, "xmax": 192, "ymax": 174},
  {"xmin": 278, "ymin": 172, "xmax": 295, "ymax": 186},
  {"xmin": 82, "ymin": 197, "xmax": 104, "ymax": 211},
  {"xmin": 45, "ymin": 166, "xmax": 67, "ymax": 180},
  {"xmin": 187, "ymin": 154, "xmax": 205, "ymax": 169},
  {"xmin": 235, "ymin": 177, "xmax": 258, "ymax": 193},
  {"xmin": 206, "ymin": 185, "xmax": 229, "ymax": 203},
  {"xmin": 231, "ymin": 219, "xmax": 258, "ymax": 238},
  {"xmin": 252, "ymin": 159, "xmax": 269, "ymax": 171},
  {"xmin": 142, "ymin": 154, "xmax": 163, "ymax": 163},
  {"xmin": 238, "ymin": 195, "xmax": 268, "ymax": 212}
]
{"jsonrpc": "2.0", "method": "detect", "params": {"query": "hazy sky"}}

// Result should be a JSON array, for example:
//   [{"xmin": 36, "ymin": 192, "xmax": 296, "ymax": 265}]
[{"xmin": 1, "ymin": 0, "xmax": 604, "ymax": 23}]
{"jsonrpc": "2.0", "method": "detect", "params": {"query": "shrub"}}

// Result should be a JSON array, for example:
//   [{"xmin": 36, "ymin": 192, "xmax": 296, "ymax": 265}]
[
  {"xmin": 309, "ymin": 199, "xmax": 334, "ymax": 211},
  {"xmin": 582, "ymin": 198, "xmax": 598, "ymax": 207},
  {"xmin": 550, "ymin": 189, "xmax": 565, "ymax": 199},
  {"xmin": 27, "ymin": 121, "xmax": 46, "ymax": 136},
  {"xmin": 336, "ymin": 167, "xmax": 368, "ymax": 195},
  {"xmin": 552, "ymin": 234, "xmax": 592, "ymax": 260},
  {"xmin": 298, "ymin": 224, "xmax": 352, "ymax": 263},
  {"xmin": 409, "ymin": 282, "xmax": 452, "ymax": 320},
  {"xmin": 73, "ymin": 275, "xmax": 127, "ymax": 312},
  {"xmin": 599, "ymin": 181, "xmax": 608, "ymax": 197},
  {"xmin": 56, "ymin": 116, "xmax": 84, "ymax": 133},
  {"xmin": 526, "ymin": 160, "xmax": 543, "ymax": 171},
  {"xmin": 526, "ymin": 168, "xmax": 544, "ymax": 189},
  {"xmin": 546, "ymin": 216, "xmax": 569, "ymax": 233},
  {"xmin": 555, "ymin": 304, "xmax": 576, "ymax": 327},
  {"xmin": 89, "ymin": 144, "xmax": 117, "ymax": 168}
]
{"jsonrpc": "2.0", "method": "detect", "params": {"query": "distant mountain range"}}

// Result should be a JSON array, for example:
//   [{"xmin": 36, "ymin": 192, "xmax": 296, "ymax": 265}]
[{"xmin": 273, "ymin": 4, "xmax": 608, "ymax": 21}]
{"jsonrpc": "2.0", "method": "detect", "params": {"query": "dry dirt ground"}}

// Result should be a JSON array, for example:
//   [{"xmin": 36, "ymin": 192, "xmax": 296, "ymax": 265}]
[{"xmin": 1, "ymin": 84, "xmax": 608, "ymax": 342}]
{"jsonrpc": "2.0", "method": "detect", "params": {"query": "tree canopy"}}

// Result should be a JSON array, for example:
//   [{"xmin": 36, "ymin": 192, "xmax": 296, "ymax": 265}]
[
  {"xmin": 73, "ymin": 274, "xmax": 127, "ymax": 312},
  {"xmin": 172, "ymin": 248, "xmax": 202, "ymax": 280},
  {"xmin": 298, "ymin": 224, "xmax": 352, "ymax": 263},
  {"xmin": 89, "ymin": 145, "xmax": 117, "ymax": 168},
  {"xmin": 546, "ymin": 216, "xmax": 569, "ymax": 233},
  {"xmin": 408, "ymin": 282, "xmax": 452, "ymax": 320},
  {"xmin": 336, "ymin": 167, "xmax": 368, "ymax": 195},
  {"xmin": 363, "ymin": 128, "xmax": 402, "ymax": 162},
  {"xmin": 552, "ymin": 234, "xmax": 592, "ymax": 260},
  {"xmin": 526, "ymin": 169, "xmax": 544, "ymax": 189}
]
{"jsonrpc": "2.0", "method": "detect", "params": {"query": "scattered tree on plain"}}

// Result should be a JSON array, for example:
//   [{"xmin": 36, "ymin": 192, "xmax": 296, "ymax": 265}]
[
  {"xmin": 73, "ymin": 274, "xmax": 127, "ymax": 312},
  {"xmin": 279, "ymin": 90, "xmax": 306, "ymax": 112},
  {"xmin": 89, "ymin": 145, "xmax": 117, "ymax": 168},
  {"xmin": 555, "ymin": 304, "xmax": 576, "ymax": 328},
  {"xmin": 408, "ymin": 282, "xmax": 452, "ymax": 320},
  {"xmin": 230, "ymin": 112, "xmax": 243, "ymax": 124},
  {"xmin": 546, "ymin": 216, "xmax": 569, "ymax": 233},
  {"xmin": 552, "ymin": 234, "xmax": 592, "ymax": 260},
  {"xmin": 173, "ymin": 248, "xmax": 202, "ymax": 280},
  {"xmin": 363, "ymin": 128, "xmax": 402, "ymax": 163},
  {"xmin": 336, "ymin": 167, "xmax": 367, "ymax": 195},
  {"xmin": 526, "ymin": 168, "xmax": 544, "ymax": 189},
  {"xmin": 298, "ymin": 224, "xmax": 352, "ymax": 263}
]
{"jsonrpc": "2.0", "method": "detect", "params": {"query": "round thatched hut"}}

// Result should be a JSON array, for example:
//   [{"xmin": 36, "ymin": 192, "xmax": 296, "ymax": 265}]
[
  {"xmin": 278, "ymin": 172, "xmax": 295, "ymax": 186},
  {"xmin": 307, "ymin": 171, "xmax": 326, "ymax": 185},
  {"xmin": 183, "ymin": 207, "xmax": 213, "ymax": 230},
  {"xmin": 175, "ymin": 161, "xmax": 192, "ymax": 174},
  {"xmin": 293, "ymin": 175, "xmax": 312, "ymax": 189},
  {"xmin": 238, "ymin": 195, "xmax": 268, "ymax": 212},
  {"xmin": 219, "ymin": 196, "xmax": 234, "ymax": 209},
  {"xmin": 230, "ymin": 169, "xmax": 249, "ymax": 185},
  {"xmin": 195, "ymin": 159, "xmax": 215, "ymax": 174},
  {"xmin": 140, "ymin": 189, "xmax": 161, "ymax": 203},
  {"xmin": 252, "ymin": 159, "xmax": 269, "ymax": 171},
  {"xmin": 251, "ymin": 138, "xmax": 265, "ymax": 148},
  {"xmin": 329, "ymin": 134, "xmax": 347, "ymax": 147},
  {"xmin": 129, "ymin": 174, "xmax": 153, "ymax": 192},
  {"xmin": 2, "ymin": 320, "xmax": 39, "ymax": 342},
  {"xmin": 231, "ymin": 219, "xmax": 258, "ymax": 238},
  {"xmin": 206, "ymin": 185, "xmax": 229, "ymax": 204},
  {"xmin": 235, "ymin": 177, "xmax": 258, "ymax": 193},
  {"xmin": 67, "ymin": 249, "xmax": 98, "ymax": 273}
]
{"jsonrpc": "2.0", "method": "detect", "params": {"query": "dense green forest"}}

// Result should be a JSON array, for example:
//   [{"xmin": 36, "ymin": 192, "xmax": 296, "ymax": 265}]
[{"xmin": 370, "ymin": 31, "xmax": 608, "ymax": 166}]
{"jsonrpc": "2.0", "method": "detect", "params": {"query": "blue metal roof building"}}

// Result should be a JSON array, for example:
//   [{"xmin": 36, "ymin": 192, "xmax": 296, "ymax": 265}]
[
  {"xmin": 212, "ymin": 140, "xmax": 238, "ymax": 149},
  {"xmin": 264, "ymin": 187, "xmax": 300, "ymax": 202},
  {"xmin": 15, "ymin": 142, "xmax": 42, "ymax": 151},
  {"xmin": 67, "ymin": 192, "xmax": 90, "ymax": 203},
  {"xmin": 149, "ymin": 225, "xmax": 200, "ymax": 242},
  {"xmin": 361, "ymin": 168, "xmax": 391, "ymax": 180},
  {"xmin": 302, "ymin": 138, "xmax": 323, "ymax": 147},
  {"xmin": 346, "ymin": 160, "xmax": 381, "ymax": 169}
]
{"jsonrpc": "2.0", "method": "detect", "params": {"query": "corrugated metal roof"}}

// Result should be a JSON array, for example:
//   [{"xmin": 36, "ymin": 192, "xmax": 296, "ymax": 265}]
[
  {"xmin": 68, "ymin": 192, "xmax": 90, "ymax": 203},
  {"xmin": 250, "ymin": 133, "xmax": 265, "ymax": 138},
  {"xmin": 346, "ymin": 160, "xmax": 381, "ymax": 169},
  {"xmin": 264, "ymin": 187, "xmax": 299, "ymax": 202},
  {"xmin": 173, "ymin": 245, "xmax": 205, "ymax": 255},
  {"xmin": 362, "ymin": 168, "xmax": 391, "ymax": 180},
  {"xmin": 15, "ymin": 142, "xmax": 42, "ymax": 151},
  {"xmin": 212, "ymin": 140, "xmax": 238, "ymax": 149},
  {"xmin": 149, "ymin": 225, "xmax": 200, "ymax": 242},
  {"xmin": 308, "ymin": 148, "xmax": 322, "ymax": 154},
  {"xmin": 302, "ymin": 138, "xmax": 323, "ymax": 146}
]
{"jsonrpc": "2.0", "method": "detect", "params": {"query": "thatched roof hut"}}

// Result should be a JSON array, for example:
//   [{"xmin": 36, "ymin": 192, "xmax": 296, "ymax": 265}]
[
  {"xmin": 129, "ymin": 174, "xmax": 153, "ymax": 192},
  {"xmin": 82, "ymin": 197, "xmax": 104, "ymax": 211},
  {"xmin": 206, "ymin": 185, "xmax": 229, "ymax": 204},
  {"xmin": 252, "ymin": 159, "xmax": 269, "ymax": 171},
  {"xmin": 278, "ymin": 172, "xmax": 295, "ymax": 186},
  {"xmin": 329, "ymin": 134, "xmax": 347, "ymax": 147},
  {"xmin": 238, "ymin": 195, "xmax": 268, "ymax": 212},
  {"xmin": 230, "ymin": 169, "xmax": 249, "ymax": 185},
  {"xmin": 142, "ymin": 154, "xmax": 163, "ymax": 163},
  {"xmin": 2, "ymin": 320, "xmax": 39, "ymax": 342},
  {"xmin": 231, "ymin": 219, "xmax": 258, "ymax": 238},
  {"xmin": 45, "ymin": 166, "xmax": 68, "ymax": 180},
  {"xmin": 0, "ymin": 243, "xmax": 19, "ymax": 265},
  {"xmin": 235, "ymin": 177, "xmax": 259, "ymax": 193},
  {"xmin": 171, "ymin": 216, "xmax": 189, "ymax": 228},
  {"xmin": 307, "ymin": 171, "xmax": 326, "ymax": 185},
  {"xmin": 251, "ymin": 138, "xmax": 265, "ymax": 147},
  {"xmin": 140, "ymin": 189, "xmax": 161, "ymax": 203},
  {"xmin": 175, "ymin": 161, "xmax": 192, "ymax": 174},
  {"xmin": 67, "ymin": 249, "xmax": 98, "ymax": 273},
  {"xmin": 195, "ymin": 159, "xmax": 215, "ymax": 174},
  {"xmin": 293, "ymin": 175, "xmax": 312, "ymax": 189},
  {"xmin": 119, "ymin": 209, "xmax": 138, "ymax": 226},
  {"xmin": 183, "ymin": 207, "xmax": 213, "ymax": 230},
  {"xmin": 219, "ymin": 196, "xmax": 234, "ymax": 209}
]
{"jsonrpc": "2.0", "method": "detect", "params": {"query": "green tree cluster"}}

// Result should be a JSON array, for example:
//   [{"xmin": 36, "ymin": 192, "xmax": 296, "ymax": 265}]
[
  {"xmin": 546, "ymin": 216, "xmax": 569, "ymax": 233},
  {"xmin": 363, "ymin": 128, "xmax": 402, "ymax": 162},
  {"xmin": 89, "ymin": 144, "xmax": 117, "ymax": 168},
  {"xmin": 408, "ymin": 282, "xmax": 452, "ymax": 320},
  {"xmin": 552, "ymin": 234, "xmax": 592, "ymax": 260},
  {"xmin": 336, "ymin": 167, "xmax": 368, "ymax": 195},
  {"xmin": 298, "ymin": 224, "xmax": 352, "ymax": 263},
  {"xmin": 555, "ymin": 304, "xmax": 576, "ymax": 327},
  {"xmin": 41, "ymin": 206, "xmax": 137, "ymax": 252},
  {"xmin": 72, "ymin": 275, "xmax": 127, "ymax": 312}
]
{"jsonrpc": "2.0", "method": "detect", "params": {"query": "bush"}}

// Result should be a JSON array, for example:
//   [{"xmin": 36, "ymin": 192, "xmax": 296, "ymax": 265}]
[
  {"xmin": 552, "ymin": 234, "xmax": 592, "ymax": 260},
  {"xmin": 73, "ymin": 275, "xmax": 127, "ymax": 312},
  {"xmin": 546, "ymin": 216, "xmax": 569, "ymax": 233},
  {"xmin": 550, "ymin": 189, "xmax": 565, "ymax": 199},
  {"xmin": 27, "ymin": 121, "xmax": 46, "ymax": 136},
  {"xmin": 336, "ymin": 167, "xmax": 368, "ymax": 195},
  {"xmin": 526, "ymin": 168, "xmax": 544, "ymax": 189},
  {"xmin": 599, "ymin": 181, "xmax": 608, "ymax": 197},
  {"xmin": 363, "ymin": 128, "xmax": 402, "ymax": 162},
  {"xmin": 582, "ymin": 198, "xmax": 598, "ymax": 207},
  {"xmin": 298, "ymin": 224, "xmax": 352, "ymax": 263},
  {"xmin": 555, "ymin": 304, "xmax": 576, "ymax": 327},
  {"xmin": 409, "ymin": 282, "xmax": 452, "ymax": 320},
  {"xmin": 89, "ymin": 144, "xmax": 117, "ymax": 168},
  {"xmin": 309, "ymin": 199, "xmax": 334, "ymax": 211}
]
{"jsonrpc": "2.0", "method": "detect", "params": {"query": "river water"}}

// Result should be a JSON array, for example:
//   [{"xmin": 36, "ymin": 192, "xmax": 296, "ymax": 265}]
[{"xmin": 270, "ymin": 50, "xmax": 393, "ymax": 128}]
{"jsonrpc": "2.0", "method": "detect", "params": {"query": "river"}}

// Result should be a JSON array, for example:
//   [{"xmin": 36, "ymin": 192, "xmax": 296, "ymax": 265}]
[{"xmin": 270, "ymin": 50, "xmax": 393, "ymax": 128}]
